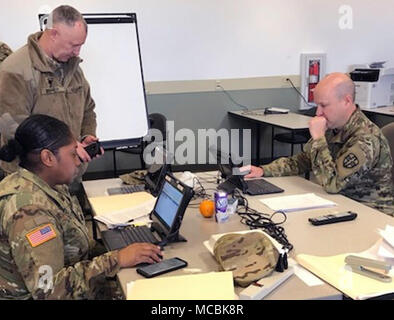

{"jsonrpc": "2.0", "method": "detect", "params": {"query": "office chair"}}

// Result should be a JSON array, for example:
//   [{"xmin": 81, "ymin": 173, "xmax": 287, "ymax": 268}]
[
  {"xmin": 271, "ymin": 107, "xmax": 315, "ymax": 161},
  {"xmin": 382, "ymin": 122, "xmax": 394, "ymax": 183},
  {"xmin": 271, "ymin": 107, "xmax": 315, "ymax": 180},
  {"xmin": 113, "ymin": 113, "xmax": 167, "ymax": 176},
  {"xmin": 271, "ymin": 131, "xmax": 310, "ymax": 159}
]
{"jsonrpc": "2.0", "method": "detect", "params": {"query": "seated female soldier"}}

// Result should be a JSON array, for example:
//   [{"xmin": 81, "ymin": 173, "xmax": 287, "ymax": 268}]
[{"xmin": 0, "ymin": 114, "xmax": 162, "ymax": 299}]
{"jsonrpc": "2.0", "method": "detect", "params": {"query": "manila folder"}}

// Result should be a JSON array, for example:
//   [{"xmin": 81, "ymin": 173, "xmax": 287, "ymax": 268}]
[{"xmin": 127, "ymin": 272, "xmax": 235, "ymax": 300}]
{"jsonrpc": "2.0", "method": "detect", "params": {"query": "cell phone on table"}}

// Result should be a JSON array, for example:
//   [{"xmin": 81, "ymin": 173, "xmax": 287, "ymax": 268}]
[{"xmin": 136, "ymin": 257, "xmax": 188, "ymax": 278}]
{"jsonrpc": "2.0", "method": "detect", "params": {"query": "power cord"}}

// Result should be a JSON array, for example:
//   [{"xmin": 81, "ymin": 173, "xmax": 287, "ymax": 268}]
[
  {"xmin": 191, "ymin": 173, "xmax": 293, "ymax": 251},
  {"xmin": 286, "ymin": 78, "xmax": 313, "ymax": 108},
  {"xmin": 231, "ymin": 190, "xmax": 293, "ymax": 252},
  {"xmin": 216, "ymin": 84, "xmax": 251, "ymax": 111},
  {"xmin": 188, "ymin": 176, "xmax": 217, "ymax": 208},
  {"xmin": 192, "ymin": 176, "xmax": 210, "ymax": 200},
  {"xmin": 217, "ymin": 79, "xmax": 313, "ymax": 112}
]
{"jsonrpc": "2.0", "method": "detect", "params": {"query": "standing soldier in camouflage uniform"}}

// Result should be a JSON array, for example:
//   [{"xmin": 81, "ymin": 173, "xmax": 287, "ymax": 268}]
[
  {"xmin": 0, "ymin": 42, "xmax": 12, "ymax": 65},
  {"xmin": 243, "ymin": 73, "xmax": 393, "ymax": 216},
  {"xmin": 0, "ymin": 5, "xmax": 102, "ymax": 176},
  {"xmin": 0, "ymin": 42, "xmax": 12, "ymax": 180},
  {"xmin": 0, "ymin": 115, "xmax": 162, "ymax": 299}
]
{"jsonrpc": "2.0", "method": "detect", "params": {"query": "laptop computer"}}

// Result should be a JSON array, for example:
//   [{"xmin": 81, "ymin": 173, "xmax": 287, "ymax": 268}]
[
  {"xmin": 209, "ymin": 145, "xmax": 284, "ymax": 196},
  {"xmin": 107, "ymin": 145, "xmax": 172, "ymax": 197},
  {"xmin": 101, "ymin": 173, "xmax": 194, "ymax": 251}
]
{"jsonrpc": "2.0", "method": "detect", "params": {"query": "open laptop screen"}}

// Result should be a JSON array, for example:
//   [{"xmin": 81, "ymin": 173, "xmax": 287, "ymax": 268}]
[
  {"xmin": 153, "ymin": 180, "xmax": 183, "ymax": 229},
  {"xmin": 144, "ymin": 145, "xmax": 173, "ymax": 196},
  {"xmin": 209, "ymin": 145, "xmax": 235, "ymax": 178},
  {"xmin": 150, "ymin": 174, "xmax": 194, "ymax": 240}
]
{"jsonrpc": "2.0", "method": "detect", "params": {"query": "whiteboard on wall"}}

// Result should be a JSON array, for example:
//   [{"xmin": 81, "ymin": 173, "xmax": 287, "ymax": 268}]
[{"xmin": 39, "ymin": 13, "xmax": 148, "ymax": 149}]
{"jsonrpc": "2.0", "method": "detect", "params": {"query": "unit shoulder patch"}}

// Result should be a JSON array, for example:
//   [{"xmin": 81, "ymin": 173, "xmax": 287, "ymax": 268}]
[{"xmin": 343, "ymin": 153, "xmax": 359, "ymax": 169}]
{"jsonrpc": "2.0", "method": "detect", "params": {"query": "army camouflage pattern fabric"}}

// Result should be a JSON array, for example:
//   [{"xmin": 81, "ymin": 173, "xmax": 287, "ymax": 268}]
[
  {"xmin": 0, "ymin": 168, "xmax": 121, "ymax": 299},
  {"xmin": 262, "ymin": 108, "xmax": 394, "ymax": 216},
  {"xmin": 0, "ymin": 42, "xmax": 12, "ymax": 64},
  {"xmin": 0, "ymin": 32, "xmax": 97, "ymax": 174},
  {"xmin": 213, "ymin": 232, "xmax": 279, "ymax": 287},
  {"xmin": 119, "ymin": 170, "xmax": 147, "ymax": 185}
]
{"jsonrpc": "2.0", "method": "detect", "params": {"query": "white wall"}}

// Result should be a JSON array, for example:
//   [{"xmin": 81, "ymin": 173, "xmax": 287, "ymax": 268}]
[{"xmin": 1, "ymin": 0, "xmax": 394, "ymax": 81}]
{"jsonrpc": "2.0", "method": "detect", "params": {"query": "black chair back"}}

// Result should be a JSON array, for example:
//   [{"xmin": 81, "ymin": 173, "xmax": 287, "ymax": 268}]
[{"xmin": 148, "ymin": 113, "xmax": 167, "ymax": 143}]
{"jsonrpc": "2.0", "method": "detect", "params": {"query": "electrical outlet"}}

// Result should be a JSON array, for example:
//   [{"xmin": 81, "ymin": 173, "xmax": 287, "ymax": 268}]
[{"xmin": 215, "ymin": 80, "xmax": 221, "ymax": 90}]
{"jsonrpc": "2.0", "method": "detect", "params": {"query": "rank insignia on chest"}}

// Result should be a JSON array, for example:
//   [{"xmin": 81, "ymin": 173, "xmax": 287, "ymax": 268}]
[
  {"xmin": 26, "ymin": 224, "xmax": 57, "ymax": 247},
  {"xmin": 343, "ymin": 153, "xmax": 359, "ymax": 169}
]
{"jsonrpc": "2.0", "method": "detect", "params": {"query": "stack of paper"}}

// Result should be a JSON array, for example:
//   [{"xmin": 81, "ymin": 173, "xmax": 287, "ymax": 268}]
[
  {"xmin": 297, "ymin": 227, "xmax": 394, "ymax": 300},
  {"xmin": 127, "ymin": 272, "xmax": 235, "ymax": 300},
  {"xmin": 296, "ymin": 252, "xmax": 394, "ymax": 300},
  {"xmin": 90, "ymin": 192, "xmax": 156, "ymax": 228},
  {"xmin": 260, "ymin": 193, "xmax": 337, "ymax": 212}
]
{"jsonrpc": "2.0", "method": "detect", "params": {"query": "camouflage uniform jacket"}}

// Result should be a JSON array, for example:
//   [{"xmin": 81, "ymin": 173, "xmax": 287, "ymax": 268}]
[
  {"xmin": 262, "ymin": 108, "xmax": 394, "ymax": 216},
  {"xmin": 0, "ymin": 168, "xmax": 120, "ymax": 299},
  {"xmin": 0, "ymin": 42, "xmax": 12, "ymax": 65},
  {"xmin": 0, "ymin": 32, "xmax": 97, "ymax": 174}
]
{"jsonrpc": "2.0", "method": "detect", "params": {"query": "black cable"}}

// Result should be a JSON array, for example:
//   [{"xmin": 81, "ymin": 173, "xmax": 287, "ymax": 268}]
[
  {"xmin": 286, "ymin": 78, "xmax": 313, "ymax": 108},
  {"xmin": 216, "ymin": 84, "xmax": 251, "ymax": 111},
  {"xmin": 188, "ymin": 176, "xmax": 216, "ymax": 208},
  {"xmin": 192, "ymin": 174, "xmax": 293, "ymax": 251},
  {"xmin": 232, "ymin": 190, "xmax": 293, "ymax": 251}
]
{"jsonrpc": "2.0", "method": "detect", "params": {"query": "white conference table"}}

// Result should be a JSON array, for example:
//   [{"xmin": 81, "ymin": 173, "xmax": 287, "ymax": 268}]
[
  {"xmin": 228, "ymin": 110, "xmax": 312, "ymax": 165},
  {"xmin": 361, "ymin": 106, "xmax": 394, "ymax": 117},
  {"xmin": 82, "ymin": 172, "xmax": 393, "ymax": 300}
]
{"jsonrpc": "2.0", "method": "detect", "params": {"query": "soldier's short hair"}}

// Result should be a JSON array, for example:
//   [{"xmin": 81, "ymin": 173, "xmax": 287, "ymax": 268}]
[{"xmin": 46, "ymin": 5, "xmax": 87, "ymax": 31}]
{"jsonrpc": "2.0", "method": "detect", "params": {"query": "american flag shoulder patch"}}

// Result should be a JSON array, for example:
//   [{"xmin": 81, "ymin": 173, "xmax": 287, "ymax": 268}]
[{"xmin": 26, "ymin": 224, "xmax": 57, "ymax": 248}]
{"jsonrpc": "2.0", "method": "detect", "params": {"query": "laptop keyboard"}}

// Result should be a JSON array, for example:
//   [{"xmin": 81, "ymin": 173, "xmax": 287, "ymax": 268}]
[
  {"xmin": 246, "ymin": 179, "xmax": 283, "ymax": 195},
  {"xmin": 102, "ymin": 225, "xmax": 160, "ymax": 251},
  {"xmin": 107, "ymin": 184, "xmax": 145, "ymax": 195},
  {"xmin": 120, "ymin": 225, "xmax": 159, "ymax": 245}
]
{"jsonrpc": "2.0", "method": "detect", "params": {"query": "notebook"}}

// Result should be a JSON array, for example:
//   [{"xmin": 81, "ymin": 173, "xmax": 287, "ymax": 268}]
[
  {"xmin": 101, "ymin": 173, "xmax": 194, "ymax": 250},
  {"xmin": 107, "ymin": 145, "xmax": 172, "ymax": 197},
  {"xmin": 210, "ymin": 145, "xmax": 283, "ymax": 195}
]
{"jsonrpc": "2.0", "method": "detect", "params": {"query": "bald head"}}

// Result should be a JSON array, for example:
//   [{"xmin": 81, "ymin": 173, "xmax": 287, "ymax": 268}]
[
  {"xmin": 313, "ymin": 72, "xmax": 357, "ymax": 129},
  {"xmin": 317, "ymin": 73, "xmax": 355, "ymax": 103}
]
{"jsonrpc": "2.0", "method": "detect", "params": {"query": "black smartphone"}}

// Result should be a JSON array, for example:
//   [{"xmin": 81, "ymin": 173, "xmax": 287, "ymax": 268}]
[
  {"xmin": 84, "ymin": 141, "xmax": 102, "ymax": 158},
  {"xmin": 136, "ymin": 257, "xmax": 187, "ymax": 278}
]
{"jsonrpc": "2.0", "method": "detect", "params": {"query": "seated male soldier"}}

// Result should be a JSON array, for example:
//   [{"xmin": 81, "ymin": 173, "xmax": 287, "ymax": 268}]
[{"xmin": 243, "ymin": 73, "xmax": 393, "ymax": 216}]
